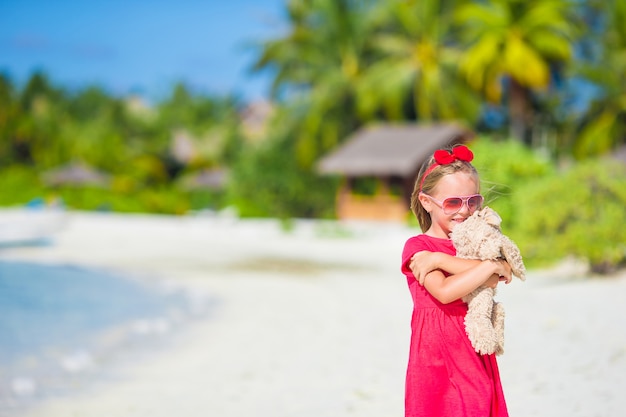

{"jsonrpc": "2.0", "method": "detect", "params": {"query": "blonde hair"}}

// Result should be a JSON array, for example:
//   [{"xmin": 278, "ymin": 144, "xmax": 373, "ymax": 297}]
[{"xmin": 410, "ymin": 149, "xmax": 479, "ymax": 232}]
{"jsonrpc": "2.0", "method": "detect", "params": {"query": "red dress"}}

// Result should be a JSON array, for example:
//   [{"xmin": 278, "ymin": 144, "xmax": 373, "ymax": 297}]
[{"xmin": 401, "ymin": 234, "xmax": 508, "ymax": 417}]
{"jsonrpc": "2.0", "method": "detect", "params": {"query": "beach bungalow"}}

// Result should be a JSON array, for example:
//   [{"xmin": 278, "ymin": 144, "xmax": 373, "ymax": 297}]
[
  {"xmin": 317, "ymin": 123, "xmax": 474, "ymax": 222},
  {"xmin": 41, "ymin": 162, "xmax": 111, "ymax": 188},
  {"xmin": 612, "ymin": 144, "xmax": 626, "ymax": 164}
]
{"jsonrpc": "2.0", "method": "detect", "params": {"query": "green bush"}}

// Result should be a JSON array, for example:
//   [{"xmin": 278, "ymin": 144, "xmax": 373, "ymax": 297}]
[
  {"xmin": 470, "ymin": 137, "xmax": 554, "ymax": 228},
  {"xmin": 0, "ymin": 166, "xmax": 49, "ymax": 206},
  {"xmin": 513, "ymin": 158, "xmax": 626, "ymax": 273},
  {"xmin": 227, "ymin": 136, "xmax": 338, "ymax": 219},
  {"xmin": 0, "ymin": 165, "xmax": 214, "ymax": 215},
  {"xmin": 53, "ymin": 186, "xmax": 200, "ymax": 215}
]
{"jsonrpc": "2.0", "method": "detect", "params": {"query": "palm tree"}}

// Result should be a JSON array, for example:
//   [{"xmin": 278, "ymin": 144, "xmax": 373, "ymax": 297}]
[
  {"xmin": 357, "ymin": 0, "xmax": 480, "ymax": 123},
  {"xmin": 10, "ymin": 72, "xmax": 66, "ymax": 167},
  {"xmin": 0, "ymin": 74, "xmax": 21, "ymax": 165},
  {"xmin": 252, "ymin": 0, "xmax": 380, "ymax": 167},
  {"xmin": 454, "ymin": 0, "xmax": 579, "ymax": 143},
  {"xmin": 573, "ymin": 0, "xmax": 626, "ymax": 158}
]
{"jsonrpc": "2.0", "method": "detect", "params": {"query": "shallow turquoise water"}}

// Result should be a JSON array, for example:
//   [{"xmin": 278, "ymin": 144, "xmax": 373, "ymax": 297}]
[{"xmin": 0, "ymin": 260, "xmax": 212, "ymax": 413}]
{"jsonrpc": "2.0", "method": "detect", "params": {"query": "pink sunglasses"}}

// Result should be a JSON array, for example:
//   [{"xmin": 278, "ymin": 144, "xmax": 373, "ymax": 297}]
[{"xmin": 422, "ymin": 193, "xmax": 484, "ymax": 215}]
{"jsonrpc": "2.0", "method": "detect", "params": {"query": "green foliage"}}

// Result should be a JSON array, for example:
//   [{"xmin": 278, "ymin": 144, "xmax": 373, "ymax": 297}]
[
  {"xmin": 252, "ymin": 0, "xmax": 380, "ymax": 167},
  {"xmin": 187, "ymin": 189, "xmax": 226, "ymax": 212},
  {"xmin": 156, "ymin": 83, "xmax": 240, "ymax": 135},
  {"xmin": 0, "ymin": 73, "xmax": 240, "ymax": 216},
  {"xmin": 470, "ymin": 138, "xmax": 626, "ymax": 273},
  {"xmin": 0, "ymin": 164, "xmax": 222, "ymax": 215},
  {"xmin": 571, "ymin": 0, "xmax": 626, "ymax": 158},
  {"xmin": 50, "ymin": 186, "xmax": 190, "ymax": 214},
  {"xmin": 227, "ymin": 135, "xmax": 338, "ymax": 219},
  {"xmin": 357, "ymin": 0, "xmax": 482, "ymax": 123},
  {"xmin": 0, "ymin": 166, "xmax": 47, "ymax": 205},
  {"xmin": 470, "ymin": 137, "xmax": 554, "ymax": 227},
  {"xmin": 513, "ymin": 158, "xmax": 626, "ymax": 272}
]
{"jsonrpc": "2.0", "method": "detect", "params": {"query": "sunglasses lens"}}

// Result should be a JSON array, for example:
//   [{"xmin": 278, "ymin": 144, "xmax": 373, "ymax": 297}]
[
  {"xmin": 442, "ymin": 198, "xmax": 463, "ymax": 213},
  {"xmin": 468, "ymin": 195, "xmax": 483, "ymax": 211}
]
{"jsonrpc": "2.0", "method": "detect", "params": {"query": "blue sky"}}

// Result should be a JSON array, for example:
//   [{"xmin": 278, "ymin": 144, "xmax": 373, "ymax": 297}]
[{"xmin": 0, "ymin": 0, "xmax": 286, "ymax": 101}]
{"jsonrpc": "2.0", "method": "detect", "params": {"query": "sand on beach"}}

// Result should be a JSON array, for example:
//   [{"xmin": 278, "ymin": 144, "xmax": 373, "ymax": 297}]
[{"xmin": 1, "ymin": 211, "xmax": 625, "ymax": 417}]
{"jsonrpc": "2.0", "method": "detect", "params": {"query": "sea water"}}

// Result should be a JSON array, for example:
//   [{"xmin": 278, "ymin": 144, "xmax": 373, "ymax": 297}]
[{"xmin": 0, "ymin": 260, "xmax": 213, "ymax": 414}]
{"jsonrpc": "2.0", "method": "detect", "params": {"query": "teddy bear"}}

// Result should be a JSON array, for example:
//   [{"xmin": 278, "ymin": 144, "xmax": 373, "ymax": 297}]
[{"xmin": 449, "ymin": 206, "xmax": 526, "ymax": 356}]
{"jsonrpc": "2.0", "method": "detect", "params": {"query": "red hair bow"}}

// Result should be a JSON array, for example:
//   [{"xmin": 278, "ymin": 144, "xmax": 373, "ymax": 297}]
[
  {"xmin": 433, "ymin": 145, "xmax": 474, "ymax": 165},
  {"xmin": 419, "ymin": 145, "xmax": 474, "ymax": 192}
]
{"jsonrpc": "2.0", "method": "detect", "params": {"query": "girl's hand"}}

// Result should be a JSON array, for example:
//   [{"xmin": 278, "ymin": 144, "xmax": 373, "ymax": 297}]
[
  {"xmin": 484, "ymin": 274, "xmax": 501, "ymax": 288},
  {"xmin": 410, "ymin": 251, "xmax": 439, "ymax": 285},
  {"xmin": 491, "ymin": 259, "xmax": 512, "ymax": 284}
]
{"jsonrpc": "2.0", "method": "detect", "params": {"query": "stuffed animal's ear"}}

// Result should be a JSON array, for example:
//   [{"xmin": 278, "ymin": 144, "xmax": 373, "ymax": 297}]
[
  {"xmin": 501, "ymin": 239, "xmax": 527, "ymax": 281},
  {"xmin": 481, "ymin": 206, "xmax": 502, "ymax": 228}
]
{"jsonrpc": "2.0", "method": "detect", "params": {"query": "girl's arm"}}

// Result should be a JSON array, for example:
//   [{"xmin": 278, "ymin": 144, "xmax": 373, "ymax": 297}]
[
  {"xmin": 422, "ymin": 259, "xmax": 511, "ymax": 304},
  {"xmin": 410, "ymin": 251, "xmax": 480, "ymax": 285}
]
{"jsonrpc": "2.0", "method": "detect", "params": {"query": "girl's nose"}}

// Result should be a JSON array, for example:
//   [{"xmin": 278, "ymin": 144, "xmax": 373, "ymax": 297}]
[{"xmin": 458, "ymin": 201, "xmax": 471, "ymax": 215}]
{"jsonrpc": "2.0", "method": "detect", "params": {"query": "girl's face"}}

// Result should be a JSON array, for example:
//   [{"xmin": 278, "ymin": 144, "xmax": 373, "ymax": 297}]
[{"xmin": 419, "ymin": 171, "xmax": 480, "ymax": 239}]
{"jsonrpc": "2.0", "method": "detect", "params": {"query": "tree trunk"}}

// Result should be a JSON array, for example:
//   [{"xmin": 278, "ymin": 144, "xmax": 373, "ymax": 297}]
[{"xmin": 508, "ymin": 79, "xmax": 532, "ymax": 144}]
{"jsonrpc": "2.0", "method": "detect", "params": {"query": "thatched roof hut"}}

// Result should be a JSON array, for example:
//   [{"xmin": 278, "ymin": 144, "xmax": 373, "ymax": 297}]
[
  {"xmin": 611, "ymin": 145, "xmax": 626, "ymax": 164},
  {"xmin": 317, "ymin": 123, "xmax": 474, "ymax": 222},
  {"xmin": 42, "ymin": 163, "xmax": 111, "ymax": 188}
]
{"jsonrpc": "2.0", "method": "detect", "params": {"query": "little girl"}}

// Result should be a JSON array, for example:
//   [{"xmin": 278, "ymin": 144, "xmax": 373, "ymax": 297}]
[{"xmin": 401, "ymin": 145, "xmax": 511, "ymax": 417}]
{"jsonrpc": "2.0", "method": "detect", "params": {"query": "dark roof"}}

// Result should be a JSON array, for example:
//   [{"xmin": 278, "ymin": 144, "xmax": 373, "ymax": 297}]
[
  {"xmin": 611, "ymin": 145, "xmax": 626, "ymax": 164},
  {"xmin": 317, "ymin": 123, "xmax": 473, "ymax": 177},
  {"xmin": 178, "ymin": 169, "xmax": 228, "ymax": 190},
  {"xmin": 41, "ymin": 163, "xmax": 111, "ymax": 187}
]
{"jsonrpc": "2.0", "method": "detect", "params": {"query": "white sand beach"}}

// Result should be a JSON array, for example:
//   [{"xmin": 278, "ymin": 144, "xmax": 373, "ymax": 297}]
[{"xmin": 1, "ymin": 211, "xmax": 625, "ymax": 417}]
